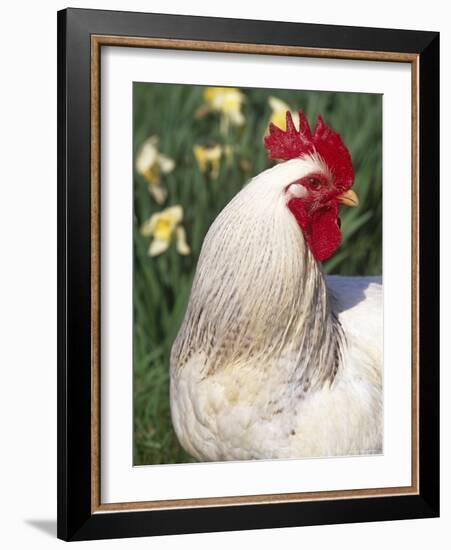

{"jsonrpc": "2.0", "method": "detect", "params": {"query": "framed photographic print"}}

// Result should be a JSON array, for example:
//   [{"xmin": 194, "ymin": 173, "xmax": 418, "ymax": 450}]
[{"xmin": 57, "ymin": 8, "xmax": 439, "ymax": 541}]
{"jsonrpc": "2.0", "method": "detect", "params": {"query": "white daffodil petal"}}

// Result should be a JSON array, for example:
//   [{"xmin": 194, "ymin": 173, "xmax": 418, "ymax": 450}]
[
  {"xmin": 176, "ymin": 226, "xmax": 190, "ymax": 255},
  {"xmin": 159, "ymin": 155, "xmax": 175, "ymax": 174},
  {"xmin": 140, "ymin": 213, "xmax": 160, "ymax": 236},
  {"xmin": 136, "ymin": 140, "xmax": 158, "ymax": 174},
  {"xmin": 164, "ymin": 205, "xmax": 183, "ymax": 225},
  {"xmin": 228, "ymin": 110, "xmax": 245, "ymax": 126},
  {"xmin": 148, "ymin": 238, "xmax": 170, "ymax": 257},
  {"xmin": 268, "ymin": 96, "xmax": 290, "ymax": 113},
  {"xmin": 290, "ymin": 111, "xmax": 300, "ymax": 130},
  {"xmin": 207, "ymin": 145, "xmax": 222, "ymax": 161},
  {"xmin": 149, "ymin": 185, "xmax": 167, "ymax": 205}
]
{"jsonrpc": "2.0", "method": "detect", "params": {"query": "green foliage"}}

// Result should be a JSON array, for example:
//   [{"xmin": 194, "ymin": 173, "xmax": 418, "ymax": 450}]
[{"xmin": 133, "ymin": 83, "xmax": 382, "ymax": 465}]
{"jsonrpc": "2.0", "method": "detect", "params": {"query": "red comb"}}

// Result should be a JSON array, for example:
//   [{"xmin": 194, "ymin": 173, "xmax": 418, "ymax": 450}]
[{"xmin": 264, "ymin": 111, "xmax": 354, "ymax": 191}]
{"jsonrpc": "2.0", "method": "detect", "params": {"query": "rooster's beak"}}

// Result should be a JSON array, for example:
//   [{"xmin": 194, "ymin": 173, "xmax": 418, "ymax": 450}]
[{"xmin": 336, "ymin": 189, "xmax": 359, "ymax": 207}]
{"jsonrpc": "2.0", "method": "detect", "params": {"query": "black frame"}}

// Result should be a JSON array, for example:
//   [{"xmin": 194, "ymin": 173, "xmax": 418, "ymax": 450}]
[{"xmin": 57, "ymin": 7, "xmax": 439, "ymax": 541}]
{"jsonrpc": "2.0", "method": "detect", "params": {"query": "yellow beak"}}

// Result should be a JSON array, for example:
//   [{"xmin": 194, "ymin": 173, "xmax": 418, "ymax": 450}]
[{"xmin": 336, "ymin": 189, "xmax": 359, "ymax": 207}]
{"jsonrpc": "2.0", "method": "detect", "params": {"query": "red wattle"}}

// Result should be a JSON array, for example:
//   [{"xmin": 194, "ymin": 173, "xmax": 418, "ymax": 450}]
[{"xmin": 288, "ymin": 199, "xmax": 342, "ymax": 262}]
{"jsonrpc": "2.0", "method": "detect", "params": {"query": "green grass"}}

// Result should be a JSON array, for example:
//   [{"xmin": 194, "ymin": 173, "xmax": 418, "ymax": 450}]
[{"xmin": 133, "ymin": 83, "xmax": 382, "ymax": 465}]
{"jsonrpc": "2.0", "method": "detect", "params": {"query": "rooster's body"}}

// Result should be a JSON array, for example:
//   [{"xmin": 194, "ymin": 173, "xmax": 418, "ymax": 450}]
[{"xmin": 170, "ymin": 113, "xmax": 382, "ymax": 461}]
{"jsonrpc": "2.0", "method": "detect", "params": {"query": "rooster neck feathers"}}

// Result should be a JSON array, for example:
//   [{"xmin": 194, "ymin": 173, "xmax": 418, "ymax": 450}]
[{"xmin": 172, "ymin": 159, "xmax": 345, "ymax": 390}]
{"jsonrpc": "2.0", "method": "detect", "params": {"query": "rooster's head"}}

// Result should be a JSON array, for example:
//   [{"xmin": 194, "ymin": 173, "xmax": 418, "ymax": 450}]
[{"xmin": 264, "ymin": 111, "xmax": 358, "ymax": 261}]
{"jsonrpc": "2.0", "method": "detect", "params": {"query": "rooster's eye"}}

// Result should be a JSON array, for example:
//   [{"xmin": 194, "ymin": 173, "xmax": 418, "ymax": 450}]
[{"xmin": 307, "ymin": 177, "xmax": 322, "ymax": 189}]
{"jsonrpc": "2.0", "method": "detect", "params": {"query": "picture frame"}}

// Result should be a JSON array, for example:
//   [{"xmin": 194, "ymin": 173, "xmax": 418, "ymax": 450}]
[{"xmin": 57, "ymin": 7, "xmax": 439, "ymax": 541}]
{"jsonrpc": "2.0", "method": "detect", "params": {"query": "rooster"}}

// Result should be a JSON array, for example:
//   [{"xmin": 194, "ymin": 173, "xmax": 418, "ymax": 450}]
[{"xmin": 170, "ymin": 111, "xmax": 382, "ymax": 461}]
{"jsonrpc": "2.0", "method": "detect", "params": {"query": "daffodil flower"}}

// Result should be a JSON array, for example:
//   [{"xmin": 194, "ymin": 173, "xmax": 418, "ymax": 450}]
[
  {"xmin": 193, "ymin": 144, "xmax": 236, "ymax": 179},
  {"xmin": 135, "ymin": 136, "xmax": 175, "ymax": 204},
  {"xmin": 140, "ymin": 205, "xmax": 190, "ymax": 257},
  {"xmin": 199, "ymin": 87, "xmax": 245, "ymax": 135},
  {"xmin": 267, "ymin": 97, "xmax": 300, "ymax": 133},
  {"xmin": 193, "ymin": 144, "xmax": 223, "ymax": 179}
]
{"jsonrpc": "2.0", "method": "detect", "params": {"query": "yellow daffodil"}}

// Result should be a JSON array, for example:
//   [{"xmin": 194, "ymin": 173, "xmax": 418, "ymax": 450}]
[
  {"xmin": 193, "ymin": 144, "xmax": 223, "ymax": 179},
  {"xmin": 267, "ymin": 97, "xmax": 300, "ymax": 133},
  {"xmin": 193, "ymin": 144, "xmax": 236, "ymax": 179},
  {"xmin": 199, "ymin": 87, "xmax": 245, "ymax": 134},
  {"xmin": 135, "ymin": 136, "xmax": 175, "ymax": 204},
  {"xmin": 140, "ymin": 205, "xmax": 190, "ymax": 257}
]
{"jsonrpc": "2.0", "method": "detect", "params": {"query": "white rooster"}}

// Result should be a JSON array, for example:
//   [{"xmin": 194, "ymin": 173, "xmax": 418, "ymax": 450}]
[{"xmin": 170, "ymin": 111, "xmax": 382, "ymax": 461}]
